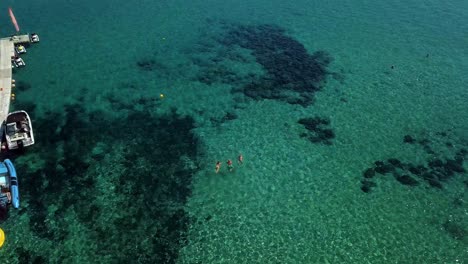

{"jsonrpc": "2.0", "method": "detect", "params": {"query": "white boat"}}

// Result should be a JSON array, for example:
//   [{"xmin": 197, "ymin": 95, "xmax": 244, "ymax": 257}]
[
  {"xmin": 15, "ymin": 44, "xmax": 26, "ymax": 54},
  {"xmin": 4, "ymin": 110, "xmax": 35, "ymax": 150},
  {"xmin": 30, "ymin": 33, "xmax": 39, "ymax": 43},
  {"xmin": 11, "ymin": 56, "xmax": 25, "ymax": 68}
]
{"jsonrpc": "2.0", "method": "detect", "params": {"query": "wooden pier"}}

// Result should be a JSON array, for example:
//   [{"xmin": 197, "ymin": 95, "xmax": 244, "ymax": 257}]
[{"xmin": 0, "ymin": 34, "xmax": 31, "ymax": 135}]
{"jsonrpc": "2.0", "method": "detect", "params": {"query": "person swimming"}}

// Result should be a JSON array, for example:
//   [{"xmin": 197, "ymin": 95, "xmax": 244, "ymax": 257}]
[
  {"xmin": 227, "ymin": 160, "xmax": 234, "ymax": 171},
  {"xmin": 215, "ymin": 161, "xmax": 221, "ymax": 174},
  {"xmin": 238, "ymin": 154, "xmax": 243, "ymax": 164}
]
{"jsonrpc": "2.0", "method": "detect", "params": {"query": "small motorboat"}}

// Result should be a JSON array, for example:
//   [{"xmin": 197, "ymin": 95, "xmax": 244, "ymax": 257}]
[
  {"xmin": 30, "ymin": 33, "xmax": 39, "ymax": 43},
  {"xmin": 11, "ymin": 56, "xmax": 25, "ymax": 68},
  {"xmin": 4, "ymin": 110, "xmax": 35, "ymax": 150},
  {"xmin": 0, "ymin": 159, "xmax": 19, "ymax": 209},
  {"xmin": 15, "ymin": 44, "xmax": 26, "ymax": 54}
]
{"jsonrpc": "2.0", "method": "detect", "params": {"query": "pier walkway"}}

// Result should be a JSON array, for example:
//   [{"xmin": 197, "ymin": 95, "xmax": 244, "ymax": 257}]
[{"xmin": 0, "ymin": 34, "xmax": 31, "ymax": 134}]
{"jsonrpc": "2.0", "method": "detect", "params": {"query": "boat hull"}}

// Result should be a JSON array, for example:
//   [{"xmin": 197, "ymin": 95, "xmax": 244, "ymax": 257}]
[{"xmin": 4, "ymin": 159, "xmax": 18, "ymax": 208}]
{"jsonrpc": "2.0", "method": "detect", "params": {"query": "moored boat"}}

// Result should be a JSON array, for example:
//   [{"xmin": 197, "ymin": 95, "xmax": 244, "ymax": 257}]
[
  {"xmin": 15, "ymin": 44, "xmax": 26, "ymax": 54},
  {"xmin": 11, "ymin": 56, "xmax": 25, "ymax": 68},
  {"xmin": 30, "ymin": 33, "xmax": 39, "ymax": 43},
  {"xmin": 4, "ymin": 110, "xmax": 35, "ymax": 150},
  {"xmin": 0, "ymin": 159, "xmax": 19, "ymax": 209}
]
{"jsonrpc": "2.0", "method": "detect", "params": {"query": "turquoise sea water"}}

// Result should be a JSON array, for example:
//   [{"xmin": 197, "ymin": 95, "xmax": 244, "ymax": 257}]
[{"xmin": 0, "ymin": 0, "xmax": 467, "ymax": 263}]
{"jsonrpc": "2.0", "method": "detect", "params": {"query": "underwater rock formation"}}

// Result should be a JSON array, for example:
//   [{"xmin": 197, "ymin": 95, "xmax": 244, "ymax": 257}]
[
  {"xmin": 442, "ymin": 220, "xmax": 467, "ymax": 241},
  {"xmin": 363, "ymin": 168, "xmax": 376, "ymax": 179},
  {"xmin": 361, "ymin": 180, "xmax": 376, "ymax": 193},
  {"xmin": 395, "ymin": 174, "xmax": 419, "ymax": 186},
  {"xmin": 298, "ymin": 117, "xmax": 335, "ymax": 145},
  {"xmin": 360, "ymin": 132, "xmax": 467, "ymax": 193},
  {"xmin": 223, "ymin": 25, "xmax": 332, "ymax": 106},
  {"xmin": 136, "ymin": 58, "xmax": 158, "ymax": 71},
  {"xmin": 10, "ymin": 97, "xmax": 201, "ymax": 263},
  {"xmin": 403, "ymin": 135, "xmax": 415, "ymax": 144},
  {"xmin": 188, "ymin": 23, "xmax": 335, "ymax": 106}
]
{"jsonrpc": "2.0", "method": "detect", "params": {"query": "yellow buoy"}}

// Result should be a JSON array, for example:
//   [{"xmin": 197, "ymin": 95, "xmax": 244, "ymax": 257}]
[
  {"xmin": 0, "ymin": 228, "xmax": 5, "ymax": 248},
  {"xmin": 160, "ymin": 93, "xmax": 164, "ymax": 99}
]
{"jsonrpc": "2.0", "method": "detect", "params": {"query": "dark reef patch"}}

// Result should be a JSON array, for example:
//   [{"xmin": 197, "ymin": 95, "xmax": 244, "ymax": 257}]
[
  {"xmin": 209, "ymin": 110, "xmax": 239, "ymax": 126},
  {"xmin": 359, "ymin": 132, "xmax": 467, "ymax": 193},
  {"xmin": 136, "ymin": 58, "xmax": 158, "ymax": 71},
  {"xmin": 374, "ymin": 160, "xmax": 395, "ymax": 174},
  {"xmin": 395, "ymin": 175, "xmax": 419, "ymax": 186},
  {"xmin": 403, "ymin": 135, "xmax": 415, "ymax": 144},
  {"xmin": 442, "ymin": 220, "xmax": 467, "ymax": 241},
  {"xmin": 298, "ymin": 117, "xmax": 335, "ymax": 145},
  {"xmin": 15, "ymin": 247, "xmax": 46, "ymax": 264},
  {"xmin": 363, "ymin": 168, "xmax": 375, "ymax": 179},
  {"xmin": 223, "ymin": 24, "xmax": 332, "ymax": 106},
  {"xmin": 6, "ymin": 96, "xmax": 201, "ymax": 263},
  {"xmin": 191, "ymin": 23, "xmax": 336, "ymax": 107},
  {"xmin": 361, "ymin": 180, "xmax": 376, "ymax": 193},
  {"xmin": 196, "ymin": 62, "xmax": 240, "ymax": 85}
]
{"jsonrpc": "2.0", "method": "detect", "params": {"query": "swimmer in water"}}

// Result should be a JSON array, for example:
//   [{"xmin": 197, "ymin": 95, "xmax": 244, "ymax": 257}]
[
  {"xmin": 227, "ymin": 159, "xmax": 234, "ymax": 172},
  {"xmin": 215, "ymin": 161, "xmax": 221, "ymax": 174},
  {"xmin": 238, "ymin": 154, "xmax": 243, "ymax": 164}
]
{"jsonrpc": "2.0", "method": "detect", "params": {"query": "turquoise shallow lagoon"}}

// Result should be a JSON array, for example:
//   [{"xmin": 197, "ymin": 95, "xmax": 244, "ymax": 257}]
[{"xmin": 0, "ymin": 0, "xmax": 467, "ymax": 263}]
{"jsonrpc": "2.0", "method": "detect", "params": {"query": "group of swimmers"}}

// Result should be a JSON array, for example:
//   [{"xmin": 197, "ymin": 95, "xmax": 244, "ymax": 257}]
[{"xmin": 215, "ymin": 154, "xmax": 243, "ymax": 173}]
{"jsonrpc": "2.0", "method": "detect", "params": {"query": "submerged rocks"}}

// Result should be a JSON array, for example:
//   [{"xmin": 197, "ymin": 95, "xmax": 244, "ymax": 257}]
[
  {"xmin": 222, "ymin": 24, "xmax": 333, "ymax": 106},
  {"xmin": 360, "ymin": 151, "xmax": 467, "ymax": 193},
  {"xmin": 387, "ymin": 158, "xmax": 403, "ymax": 168},
  {"xmin": 15, "ymin": 99, "xmax": 201, "ymax": 262},
  {"xmin": 403, "ymin": 135, "xmax": 415, "ymax": 144},
  {"xmin": 298, "ymin": 117, "xmax": 335, "ymax": 145},
  {"xmin": 360, "ymin": 158, "xmax": 422, "ymax": 192},
  {"xmin": 408, "ymin": 165, "xmax": 427, "ymax": 176},
  {"xmin": 361, "ymin": 180, "xmax": 377, "ymax": 193},
  {"xmin": 442, "ymin": 220, "xmax": 467, "ymax": 241},
  {"xmin": 363, "ymin": 168, "xmax": 375, "ymax": 178},
  {"xmin": 395, "ymin": 175, "xmax": 419, "ymax": 186},
  {"xmin": 374, "ymin": 160, "xmax": 395, "ymax": 174},
  {"xmin": 136, "ymin": 59, "xmax": 157, "ymax": 71},
  {"xmin": 427, "ymin": 177, "xmax": 443, "ymax": 189},
  {"xmin": 444, "ymin": 159, "xmax": 465, "ymax": 173},
  {"xmin": 360, "ymin": 132, "xmax": 467, "ymax": 193},
  {"xmin": 428, "ymin": 159, "xmax": 444, "ymax": 168}
]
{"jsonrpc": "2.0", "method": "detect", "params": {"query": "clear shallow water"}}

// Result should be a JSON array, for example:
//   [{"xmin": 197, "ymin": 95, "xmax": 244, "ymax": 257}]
[{"xmin": 0, "ymin": 0, "xmax": 467, "ymax": 263}]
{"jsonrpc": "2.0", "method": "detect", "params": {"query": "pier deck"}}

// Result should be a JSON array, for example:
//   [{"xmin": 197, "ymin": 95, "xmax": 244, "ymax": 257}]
[
  {"xmin": 9, "ymin": 34, "xmax": 31, "ymax": 45},
  {"xmin": 0, "ymin": 38, "xmax": 15, "ymax": 125},
  {"xmin": 0, "ymin": 34, "xmax": 31, "ymax": 138}
]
